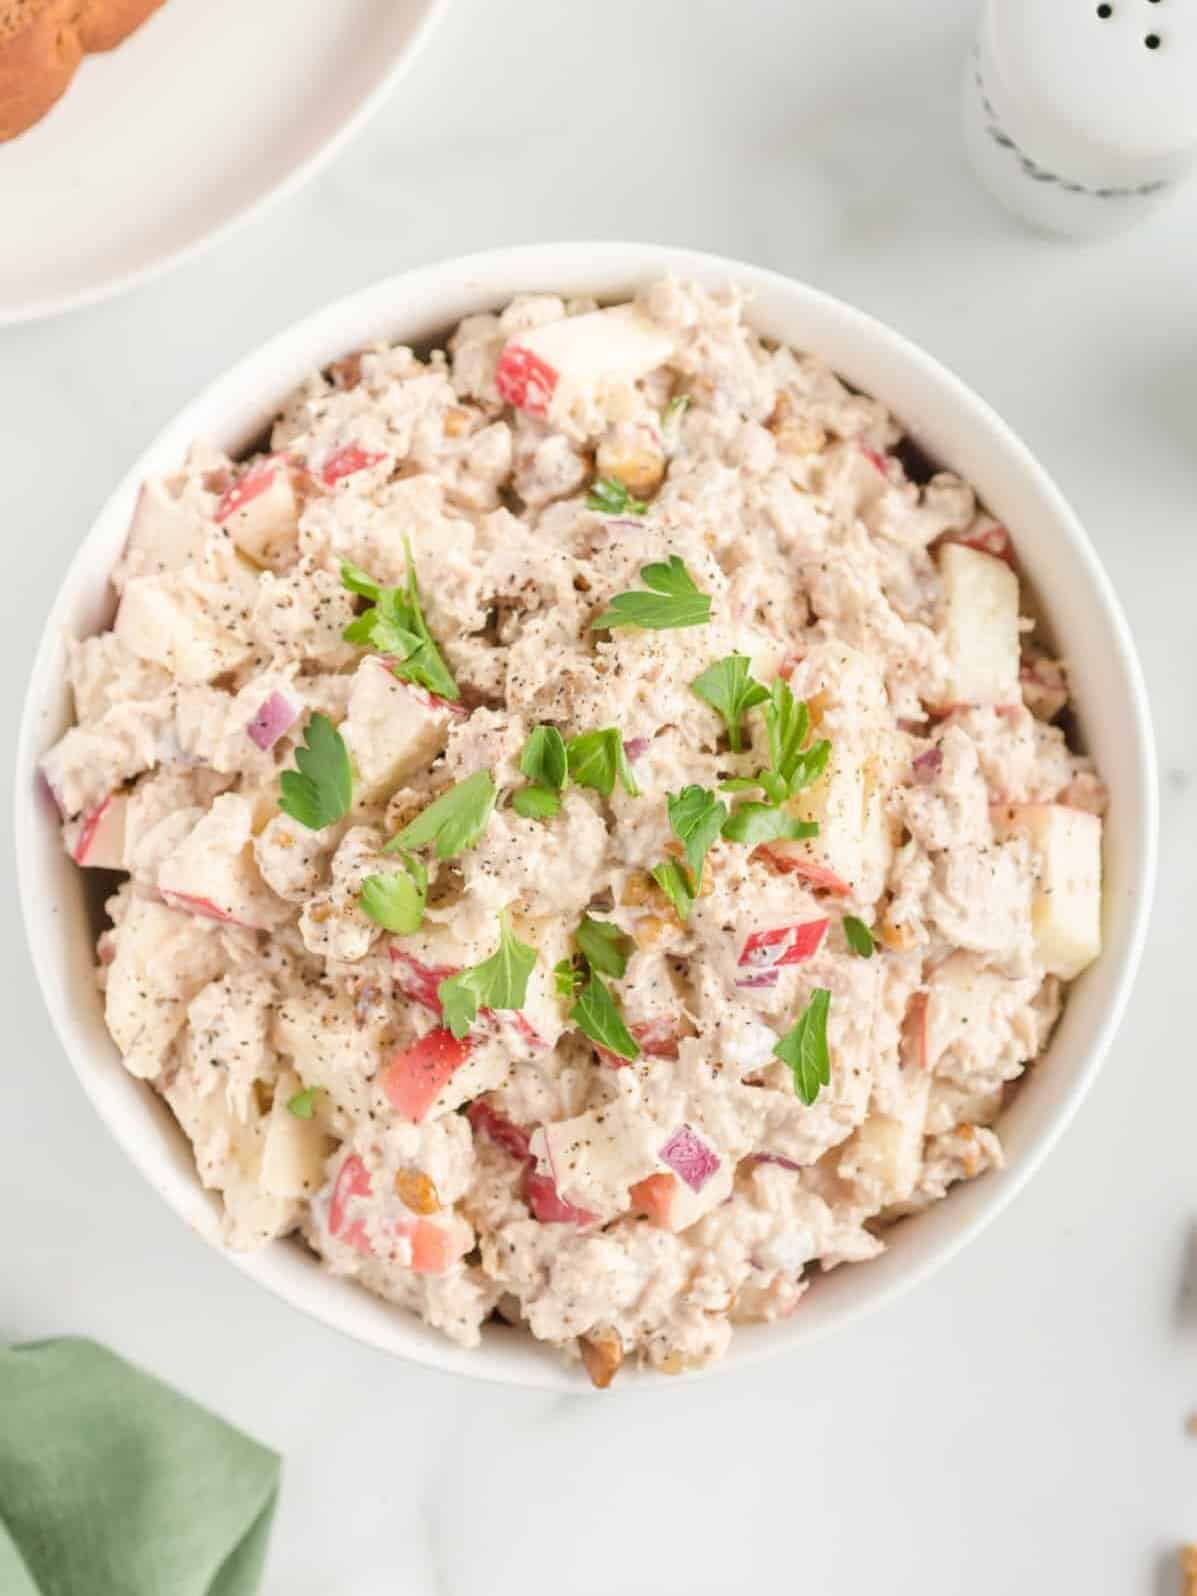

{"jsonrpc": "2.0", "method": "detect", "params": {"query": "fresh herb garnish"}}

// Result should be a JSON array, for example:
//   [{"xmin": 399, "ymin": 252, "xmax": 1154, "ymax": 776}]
[
  {"xmin": 651, "ymin": 857, "xmax": 695, "ymax": 923},
  {"xmin": 565, "ymin": 728, "xmax": 640, "ymax": 799},
  {"xmin": 575, "ymin": 914, "xmax": 633, "ymax": 980},
  {"xmin": 570, "ymin": 971, "xmax": 640, "ymax": 1061},
  {"xmin": 359, "ymin": 851, "xmax": 428, "ymax": 934},
  {"xmin": 557, "ymin": 915, "xmax": 640, "ymax": 1059},
  {"xmin": 512, "ymin": 725, "xmax": 567, "ymax": 821},
  {"xmin": 720, "ymin": 803, "xmax": 819, "ymax": 847},
  {"xmin": 519, "ymin": 725, "xmax": 568, "ymax": 790},
  {"xmin": 586, "ymin": 477, "xmax": 648, "ymax": 516},
  {"xmin": 437, "ymin": 912, "xmax": 538, "ymax": 1040},
  {"xmin": 554, "ymin": 957, "xmax": 585, "ymax": 1001},
  {"xmin": 665, "ymin": 786, "xmax": 727, "ymax": 881},
  {"xmin": 842, "ymin": 916, "xmax": 875, "ymax": 958},
  {"xmin": 511, "ymin": 786, "xmax": 561, "ymax": 821},
  {"xmin": 340, "ymin": 544, "xmax": 459, "ymax": 701},
  {"xmin": 766, "ymin": 680, "xmax": 831, "ymax": 794},
  {"xmin": 592, "ymin": 557, "xmax": 711, "ymax": 632},
  {"xmin": 386, "ymin": 770, "xmax": 495, "ymax": 859},
  {"xmin": 278, "ymin": 714, "xmax": 353, "ymax": 831},
  {"xmin": 690, "ymin": 655, "xmax": 770, "ymax": 753},
  {"xmin": 286, "ymin": 1087, "xmax": 321, "ymax": 1119},
  {"xmin": 662, "ymin": 393, "xmax": 690, "ymax": 428},
  {"xmin": 646, "ymin": 786, "xmax": 728, "ymax": 925},
  {"xmin": 773, "ymin": 988, "xmax": 832, "ymax": 1105}
]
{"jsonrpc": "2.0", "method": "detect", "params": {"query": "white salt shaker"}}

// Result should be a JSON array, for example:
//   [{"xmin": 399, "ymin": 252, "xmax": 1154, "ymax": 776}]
[{"xmin": 963, "ymin": 0, "xmax": 1197, "ymax": 238}]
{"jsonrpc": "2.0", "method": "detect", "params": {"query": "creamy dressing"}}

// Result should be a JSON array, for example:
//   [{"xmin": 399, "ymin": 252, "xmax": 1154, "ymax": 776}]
[{"xmin": 43, "ymin": 279, "xmax": 1105, "ymax": 1381}]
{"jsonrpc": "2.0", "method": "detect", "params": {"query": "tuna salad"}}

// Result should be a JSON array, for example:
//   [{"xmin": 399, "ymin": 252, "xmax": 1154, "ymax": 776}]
[{"xmin": 43, "ymin": 279, "xmax": 1105, "ymax": 1383}]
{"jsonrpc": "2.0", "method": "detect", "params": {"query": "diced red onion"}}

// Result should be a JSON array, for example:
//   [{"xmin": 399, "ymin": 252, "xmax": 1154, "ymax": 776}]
[
  {"xmin": 659, "ymin": 1124, "xmax": 720, "ymax": 1192},
  {"xmin": 911, "ymin": 746, "xmax": 943, "ymax": 785},
  {"xmin": 247, "ymin": 690, "xmax": 299, "ymax": 751},
  {"xmin": 601, "ymin": 516, "xmax": 647, "ymax": 531},
  {"xmin": 749, "ymin": 1152, "xmax": 803, "ymax": 1173},
  {"xmin": 624, "ymin": 736, "xmax": 652, "ymax": 761},
  {"xmin": 736, "ymin": 970, "xmax": 781, "ymax": 990}
]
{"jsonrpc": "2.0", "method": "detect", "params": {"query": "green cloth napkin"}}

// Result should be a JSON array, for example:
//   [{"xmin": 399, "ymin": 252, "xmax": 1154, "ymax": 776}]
[{"xmin": 0, "ymin": 1339, "xmax": 280, "ymax": 1596}]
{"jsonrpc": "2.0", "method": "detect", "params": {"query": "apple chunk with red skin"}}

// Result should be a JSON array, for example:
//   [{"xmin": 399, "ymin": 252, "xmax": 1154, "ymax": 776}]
[
  {"xmin": 495, "ymin": 304, "xmax": 673, "ymax": 419},
  {"xmin": 67, "ymin": 793, "xmax": 128, "ymax": 868}
]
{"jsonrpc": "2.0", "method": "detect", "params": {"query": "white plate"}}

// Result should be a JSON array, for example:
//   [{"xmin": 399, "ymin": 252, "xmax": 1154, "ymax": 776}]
[{"xmin": 0, "ymin": 0, "xmax": 448, "ymax": 325}]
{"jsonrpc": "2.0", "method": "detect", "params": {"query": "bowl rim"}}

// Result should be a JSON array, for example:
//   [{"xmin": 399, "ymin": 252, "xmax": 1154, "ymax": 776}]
[{"xmin": 14, "ymin": 242, "xmax": 1158, "ymax": 1391}]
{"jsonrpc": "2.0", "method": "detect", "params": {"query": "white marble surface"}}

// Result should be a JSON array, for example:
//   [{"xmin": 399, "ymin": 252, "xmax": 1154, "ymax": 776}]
[{"xmin": 3, "ymin": 0, "xmax": 1195, "ymax": 1590}]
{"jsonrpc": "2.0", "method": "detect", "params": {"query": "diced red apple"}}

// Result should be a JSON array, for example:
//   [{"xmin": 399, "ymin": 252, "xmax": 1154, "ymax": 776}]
[
  {"xmin": 753, "ymin": 848, "xmax": 853, "ymax": 897},
  {"xmin": 389, "ymin": 946, "xmax": 459, "ymax": 1015},
  {"xmin": 69, "ymin": 793, "xmax": 128, "ymax": 868},
  {"xmin": 524, "ymin": 1170, "xmax": 597, "ymax": 1225},
  {"xmin": 394, "ymin": 1215, "xmax": 470, "ymax": 1274},
  {"xmin": 738, "ymin": 919, "xmax": 829, "ymax": 969},
  {"xmin": 328, "ymin": 1152, "xmax": 374, "ymax": 1254},
  {"xmin": 947, "ymin": 518, "xmax": 1016, "ymax": 568},
  {"xmin": 216, "ymin": 455, "xmax": 300, "ymax": 569},
  {"xmin": 495, "ymin": 305, "xmax": 673, "ymax": 418},
  {"xmin": 466, "ymin": 1099, "xmax": 532, "ymax": 1161},
  {"xmin": 316, "ymin": 444, "xmax": 387, "ymax": 487},
  {"xmin": 629, "ymin": 1172, "xmax": 676, "ymax": 1225},
  {"xmin": 381, "ymin": 1029, "xmax": 473, "ymax": 1123},
  {"xmin": 343, "ymin": 659, "xmax": 453, "ymax": 801},
  {"xmin": 938, "ymin": 541, "xmax": 1020, "ymax": 707},
  {"xmin": 530, "ymin": 1104, "xmax": 657, "ymax": 1220},
  {"xmin": 157, "ymin": 795, "xmax": 289, "ymax": 931},
  {"xmin": 992, "ymin": 803, "xmax": 1102, "ymax": 979},
  {"xmin": 628, "ymin": 1155, "xmax": 735, "ymax": 1232}
]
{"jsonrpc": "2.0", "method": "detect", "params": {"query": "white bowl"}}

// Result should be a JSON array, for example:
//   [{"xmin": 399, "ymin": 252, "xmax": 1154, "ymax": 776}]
[{"xmin": 15, "ymin": 243, "xmax": 1157, "ymax": 1390}]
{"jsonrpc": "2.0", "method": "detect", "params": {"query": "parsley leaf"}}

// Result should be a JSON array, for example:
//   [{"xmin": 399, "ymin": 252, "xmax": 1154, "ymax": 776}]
[
  {"xmin": 586, "ymin": 477, "xmax": 647, "ymax": 516},
  {"xmin": 720, "ymin": 803, "xmax": 819, "ymax": 846},
  {"xmin": 666, "ymin": 786, "xmax": 727, "ymax": 881},
  {"xmin": 843, "ymin": 916, "xmax": 875, "ymax": 958},
  {"xmin": 765, "ymin": 680, "xmax": 809, "ymax": 783},
  {"xmin": 511, "ymin": 786, "xmax": 561, "ymax": 821},
  {"xmin": 576, "ymin": 915, "xmax": 633, "ymax": 980},
  {"xmin": 555, "ymin": 957, "xmax": 585, "ymax": 1001},
  {"xmin": 359, "ymin": 851, "xmax": 427, "ymax": 935},
  {"xmin": 774, "ymin": 987, "xmax": 832, "ymax": 1105},
  {"xmin": 340, "ymin": 560, "xmax": 381, "ymax": 601},
  {"xmin": 690, "ymin": 655, "xmax": 769, "ymax": 752},
  {"xmin": 339, "ymin": 543, "xmax": 459, "ymax": 701},
  {"xmin": 519, "ymin": 725, "xmax": 567, "ymax": 791},
  {"xmin": 286, "ymin": 1086, "xmax": 321, "ymax": 1119},
  {"xmin": 651, "ymin": 857, "xmax": 696, "ymax": 923},
  {"xmin": 437, "ymin": 913, "xmax": 538, "ymax": 1040},
  {"xmin": 278, "ymin": 714, "xmax": 353, "ymax": 830},
  {"xmin": 566, "ymin": 728, "xmax": 640, "ymax": 798},
  {"xmin": 570, "ymin": 972, "xmax": 641, "ymax": 1061},
  {"xmin": 387, "ymin": 770, "xmax": 495, "ymax": 859},
  {"xmin": 592, "ymin": 557, "xmax": 711, "ymax": 632}
]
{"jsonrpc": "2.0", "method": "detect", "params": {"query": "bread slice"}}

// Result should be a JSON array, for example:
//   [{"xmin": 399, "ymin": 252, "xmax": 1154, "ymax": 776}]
[{"xmin": 0, "ymin": 0, "xmax": 168, "ymax": 141}]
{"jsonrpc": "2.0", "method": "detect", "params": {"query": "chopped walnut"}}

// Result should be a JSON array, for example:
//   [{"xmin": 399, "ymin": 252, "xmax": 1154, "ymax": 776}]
[{"xmin": 580, "ymin": 1330, "xmax": 624, "ymax": 1390}]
